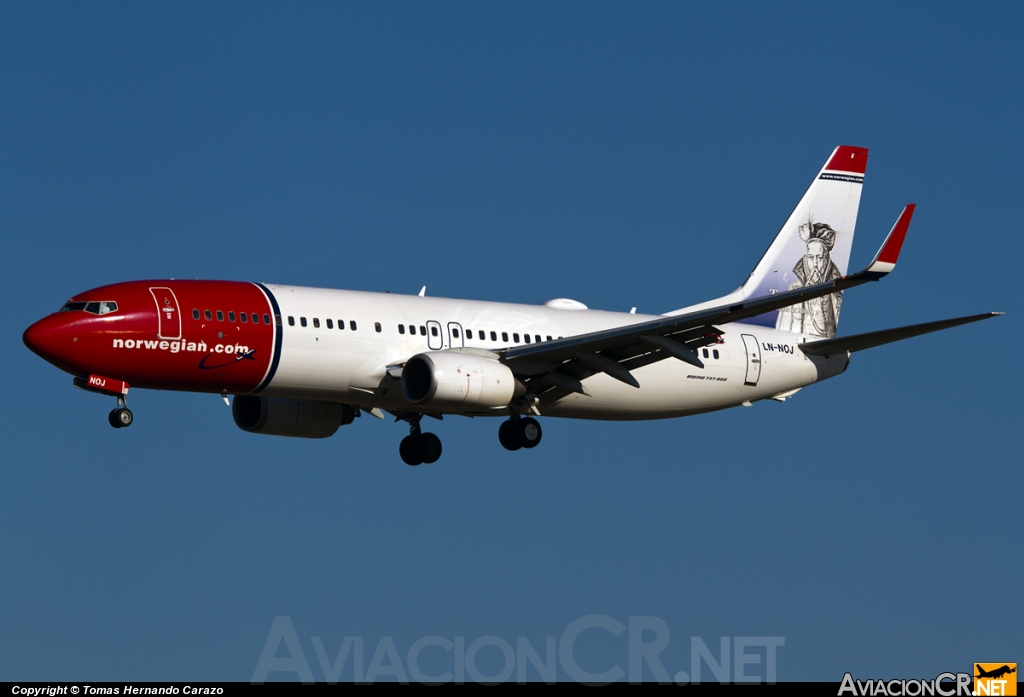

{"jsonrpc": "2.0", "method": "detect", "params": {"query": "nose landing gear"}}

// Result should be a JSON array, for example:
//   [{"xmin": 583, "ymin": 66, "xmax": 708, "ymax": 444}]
[{"xmin": 73, "ymin": 376, "xmax": 134, "ymax": 429}]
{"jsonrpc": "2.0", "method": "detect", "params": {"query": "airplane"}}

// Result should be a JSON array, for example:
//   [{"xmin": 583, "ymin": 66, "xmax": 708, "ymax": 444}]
[
  {"xmin": 975, "ymin": 665, "xmax": 1016, "ymax": 680},
  {"xmin": 23, "ymin": 146, "xmax": 1001, "ymax": 465}
]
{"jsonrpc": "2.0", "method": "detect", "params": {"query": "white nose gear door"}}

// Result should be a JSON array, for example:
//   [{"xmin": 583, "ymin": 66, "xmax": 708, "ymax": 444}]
[{"xmin": 741, "ymin": 334, "xmax": 761, "ymax": 386}]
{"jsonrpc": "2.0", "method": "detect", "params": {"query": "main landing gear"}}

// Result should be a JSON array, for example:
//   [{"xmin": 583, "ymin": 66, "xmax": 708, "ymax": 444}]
[
  {"xmin": 498, "ymin": 415, "xmax": 542, "ymax": 451},
  {"xmin": 108, "ymin": 395, "xmax": 133, "ymax": 429},
  {"xmin": 394, "ymin": 412, "xmax": 543, "ymax": 465},
  {"xmin": 399, "ymin": 415, "xmax": 442, "ymax": 466}
]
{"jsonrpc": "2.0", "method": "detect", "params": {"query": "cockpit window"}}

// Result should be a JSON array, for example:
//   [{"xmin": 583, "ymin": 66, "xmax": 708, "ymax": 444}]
[{"xmin": 59, "ymin": 301, "xmax": 118, "ymax": 314}]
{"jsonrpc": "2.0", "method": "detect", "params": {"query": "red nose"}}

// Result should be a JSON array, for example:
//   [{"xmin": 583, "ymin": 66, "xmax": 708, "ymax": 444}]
[{"xmin": 23, "ymin": 315, "xmax": 73, "ymax": 368}]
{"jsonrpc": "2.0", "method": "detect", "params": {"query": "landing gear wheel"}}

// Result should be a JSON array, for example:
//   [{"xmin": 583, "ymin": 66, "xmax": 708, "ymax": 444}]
[
  {"xmin": 498, "ymin": 420, "xmax": 522, "ymax": 451},
  {"xmin": 108, "ymin": 409, "xmax": 123, "ymax": 429},
  {"xmin": 417, "ymin": 432, "xmax": 443, "ymax": 464},
  {"xmin": 516, "ymin": 417, "xmax": 542, "ymax": 448},
  {"xmin": 117, "ymin": 408, "xmax": 133, "ymax": 427},
  {"xmin": 399, "ymin": 436, "xmax": 423, "ymax": 466}
]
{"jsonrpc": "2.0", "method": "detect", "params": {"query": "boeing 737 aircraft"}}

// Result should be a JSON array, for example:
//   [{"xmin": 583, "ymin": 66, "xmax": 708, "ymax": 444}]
[{"xmin": 23, "ymin": 146, "xmax": 1000, "ymax": 465}]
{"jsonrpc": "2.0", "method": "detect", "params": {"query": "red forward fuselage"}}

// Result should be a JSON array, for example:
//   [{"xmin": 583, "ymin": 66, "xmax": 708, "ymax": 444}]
[{"xmin": 23, "ymin": 280, "xmax": 281, "ymax": 395}]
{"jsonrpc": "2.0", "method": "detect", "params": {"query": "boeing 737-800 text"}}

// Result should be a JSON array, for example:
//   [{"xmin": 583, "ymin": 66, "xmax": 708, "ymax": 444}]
[{"xmin": 23, "ymin": 146, "xmax": 1001, "ymax": 465}]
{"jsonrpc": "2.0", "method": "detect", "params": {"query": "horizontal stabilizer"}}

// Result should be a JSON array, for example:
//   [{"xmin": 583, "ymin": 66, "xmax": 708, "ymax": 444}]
[{"xmin": 799, "ymin": 312, "xmax": 1003, "ymax": 356}]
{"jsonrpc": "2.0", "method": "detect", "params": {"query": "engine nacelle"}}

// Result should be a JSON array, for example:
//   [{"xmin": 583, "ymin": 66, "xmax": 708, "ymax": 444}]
[
  {"xmin": 402, "ymin": 351, "xmax": 521, "ymax": 409},
  {"xmin": 232, "ymin": 396, "xmax": 355, "ymax": 438}
]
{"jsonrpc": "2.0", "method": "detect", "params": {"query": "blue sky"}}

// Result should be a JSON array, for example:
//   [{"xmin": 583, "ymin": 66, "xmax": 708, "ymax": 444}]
[{"xmin": 2, "ymin": 3, "xmax": 1020, "ymax": 682}]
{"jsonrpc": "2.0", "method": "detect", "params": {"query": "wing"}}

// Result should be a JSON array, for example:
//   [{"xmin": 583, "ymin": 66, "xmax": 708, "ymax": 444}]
[{"xmin": 499, "ymin": 205, "xmax": 916, "ymax": 404}]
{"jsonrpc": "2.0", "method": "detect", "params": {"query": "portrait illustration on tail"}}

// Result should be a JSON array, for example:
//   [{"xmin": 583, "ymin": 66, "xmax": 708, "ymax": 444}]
[{"xmin": 776, "ymin": 218, "xmax": 843, "ymax": 338}]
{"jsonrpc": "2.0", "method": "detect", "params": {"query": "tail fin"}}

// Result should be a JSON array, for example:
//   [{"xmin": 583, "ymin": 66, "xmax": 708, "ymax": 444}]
[
  {"xmin": 669, "ymin": 146, "xmax": 867, "ymax": 339},
  {"xmin": 740, "ymin": 145, "xmax": 867, "ymax": 337}
]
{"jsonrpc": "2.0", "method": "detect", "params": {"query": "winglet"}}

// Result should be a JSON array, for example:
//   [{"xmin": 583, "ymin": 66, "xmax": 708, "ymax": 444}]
[{"xmin": 865, "ymin": 204, "xmax": 915, "ymax": 275}]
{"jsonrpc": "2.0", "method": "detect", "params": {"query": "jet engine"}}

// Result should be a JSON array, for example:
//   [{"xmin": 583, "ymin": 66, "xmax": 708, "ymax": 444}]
[
  {"xmin": 401, "ymin": 351, "xmax": 522, "ymax": 409},
  {"xmin": 232, "ymin": 396, "xmax": 355, "ymax": 438}
]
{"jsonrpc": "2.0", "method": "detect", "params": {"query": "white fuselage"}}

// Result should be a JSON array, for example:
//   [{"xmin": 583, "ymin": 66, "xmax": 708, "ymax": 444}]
[{"xmin": 258, "ymin": 284, "xmax": 849, "ymax": 420}]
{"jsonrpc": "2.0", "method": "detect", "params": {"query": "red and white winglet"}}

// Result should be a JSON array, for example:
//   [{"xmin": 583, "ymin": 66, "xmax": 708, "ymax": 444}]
[{"xmin": 864, "ymin": 204, "xmax": 916, "ymax": 276}]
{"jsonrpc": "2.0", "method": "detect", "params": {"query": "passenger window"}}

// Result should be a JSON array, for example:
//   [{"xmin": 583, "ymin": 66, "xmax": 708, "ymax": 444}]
[
  {"xmin": 215, "ymin": 311, "xmax": 223, "ymax": 321},
  {"xmin": 431, "ymin": 326, "xmax": 438, "ymax": 337},
  {"xmin": 524, "ymin": 334, "xmax": 531, "ymax": 344},
  {"xmin": 326, "ymin": 319, "xmax": 333, "ymax": 329},
  {"xmin": 535, "ymin": 335, "xmax": 541, "ymax": 343},
  {"xmin": 228, "ymin": 312, "xmax": 236, "ymax": 322},
  {"xmin": 288, "ymin": 316, "xmax": 295, "ymax": 326},
  {"xmin": 313, "ymin": 318, "xmax": 320, "ymax": 328},
  {"xmin": 204, "ymin": 310, "xmax": 212, "ymax": 321},
  {"xmin": 300, "ymin": 317, "xmax": 307, "ymax": 327},
  {"xmin": 419, "ymin": 326, "xmax": 426, "ymax": 335},
  {"xmin": 491, "ymin": 331, "xmax": 497, "ymax": 341},
  {"xmin": 398, "ymin": 324, "xmax": 405, "ymax": 334},
  {"xmin": 375, "ymin": 322, "xmax": 382, "ymax": 333},
  {"xmin": 546, "ymin": 335, "xmax": 552, "ymax": 342},
  {"xmin": 702, "ymin": 348, "xmax": 709, "ymax": 358},
  {"xmin": 452, "ymin": 328, "xmax": 460, "ymax": 338},
  {"xmin": 240, "ymin": 313, "xmax": 247, "ymax": 323},
  {"xmin": 192, "ymin": 309, "xmax": 200, "ymax": 320},
  {"xmin": 338, "ymin": 319, "xmax": 344, "ymax": 330},
  {"xmin": 266, "ymin": 314, "xmax": 273, "ymax": 325},
  {"xmin": 513, "ymin": 333, "xmax": 520, "ymax": 342},
  {"xmin": 502, "ymin": 332, "xmax": 508, "ymax": 342},
  {"xmin": 350, "ymin": 321, "xmax": 357, "ymax": 331},
  {"xmin": 713, "ymin": 349, "xmax": 720, "ymax": 359}
]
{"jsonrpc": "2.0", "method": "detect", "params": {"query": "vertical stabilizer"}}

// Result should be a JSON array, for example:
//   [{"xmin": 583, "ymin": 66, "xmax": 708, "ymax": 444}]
[{"xmin": 739, "ymin": 145, "xmax": 867, "ymax": 338}]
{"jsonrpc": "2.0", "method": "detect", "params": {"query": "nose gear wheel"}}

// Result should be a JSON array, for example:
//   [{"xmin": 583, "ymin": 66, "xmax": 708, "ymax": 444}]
[{"xmin": 108, "ymin": 395, "xmax": 133, "ymax": 429}]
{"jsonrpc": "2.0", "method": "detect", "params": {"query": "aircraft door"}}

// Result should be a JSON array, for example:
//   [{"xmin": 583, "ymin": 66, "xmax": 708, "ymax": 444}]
[
  {"xmin": 741, "ymin": 334, "xmax": 761, "ymax": 386},
  {"xmin": 447, "ymin": 322, "xmax": 464, "ymax": 349},
  {"xmin": 426, "ymin": 320, "xmax": 443, "ymax": 350},
  {"xmin": 149, "ymin": 287, "xmax": 182, "ymax": 340}
]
